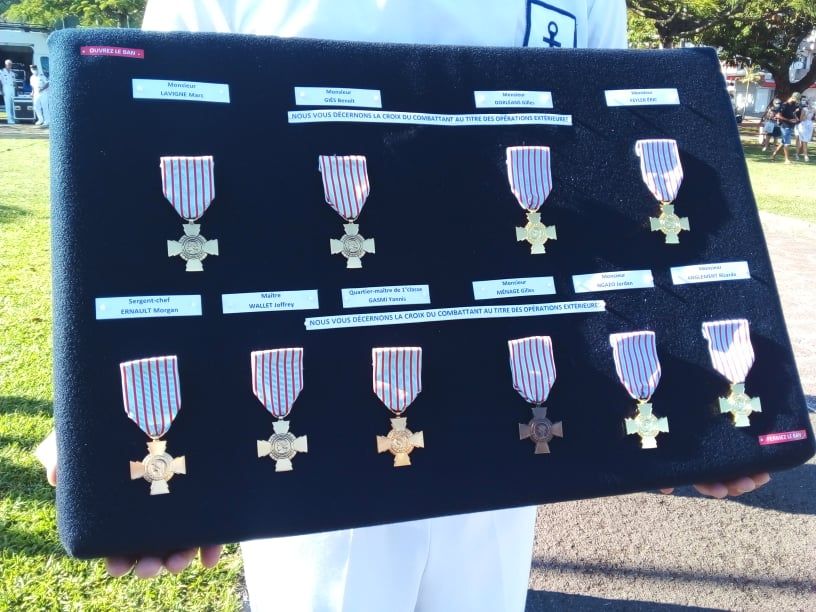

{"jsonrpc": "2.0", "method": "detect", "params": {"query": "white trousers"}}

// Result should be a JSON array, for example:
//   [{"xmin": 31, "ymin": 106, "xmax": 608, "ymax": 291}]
[
  {"xmin": 242, "ymin": 506, "xmax": 538, "ymax": 612},
  {"xmin": 34, "ymin": 92, "xmax": 50, "ymax": 124}
]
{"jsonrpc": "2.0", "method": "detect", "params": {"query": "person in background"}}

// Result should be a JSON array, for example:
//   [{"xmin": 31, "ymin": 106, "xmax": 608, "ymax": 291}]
[
  {"xmin": 1, "ymin": 59, "xmax": 17, "ymax": 124},
  {"xmin": 794, "ymin": 96, "xmax": 812, "ymax": 162},
  {"xmin": 760, "ymin": 98, "xmax": 782, "ymax": 152},
  {"xmin": 30, "ymin": 65, "xmax": 50, "ymax": 128},
  {"xmin": 771, "ymin": 92, "xmax": 800, "ymax": 164}
]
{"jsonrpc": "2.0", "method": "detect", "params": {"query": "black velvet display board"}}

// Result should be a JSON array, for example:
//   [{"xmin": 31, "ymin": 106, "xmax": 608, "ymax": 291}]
[{"xmin": 49, "ymin": 29, "xmax": 815, "ymax": 558}]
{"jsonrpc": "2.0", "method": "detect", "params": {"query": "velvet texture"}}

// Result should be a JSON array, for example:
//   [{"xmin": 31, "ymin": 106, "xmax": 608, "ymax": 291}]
[{"xmin": 49, "ymin": 29, "xmax": 814, "ymax": 558}]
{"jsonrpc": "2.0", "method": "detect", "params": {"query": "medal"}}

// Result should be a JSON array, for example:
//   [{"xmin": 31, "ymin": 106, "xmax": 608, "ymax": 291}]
[
  {"xmin": 252, "ymin": 348, "xmax": 308, "ymax": 471},
  {"xmin": 120, "ymin": 356, "xmax": 186, "ymax": 494},
  {"xmin": 160, "ymin": 156, "xmax": 219, "ymax": 271},
  {"xmin": 319, "ymin": 155, "xmax": 375, "ymax": 268},
  {"xmin": 509, "ymin": 336, "xmax": 563, "ymax": 454},
  {"xmin": 609, "ymin": 331, "xmax": 669, "ymax": 449},
  {"xmin": 702, "ymin": 319, "xmax": 761, "ymax": 427},
  {"xmin": 506, "ymin": 146, "xmax": 557, "ymax": 254},
  {"xmin": 635, "ymin": 139, "xmax": 690, "ymax": 244},
  {"xmin": 372, "ymin": 347, "xmax": 424, "ymax": 467}
]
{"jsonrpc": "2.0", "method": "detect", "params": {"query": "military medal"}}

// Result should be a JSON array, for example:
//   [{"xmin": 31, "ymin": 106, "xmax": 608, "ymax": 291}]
[
  {"xmin": 252, "ymin": 348, "xmax": 308, "ymax": 471},
  {"xmin": 509, "ymin": 336, "xmax": 563, "ymax": 454},
  {"xmin": 372, "ymin": 347, "xmax": 424, "ymax": 467},
  {"xmin": 160, "ymin": 155, "xmax": 219, "ymax": 271},
  {"xmin": 319, "ymin": 155, "xmax": 375, "ymax": 268},
  {"xmin": 702, "ymin": 319, "xmax": 761, "ymax": 427},
  {"xmin": 635, "ymin": 139, "xmax": 690, "ymax": 244},
  {"xmin": 506, "ymin": 146, "xmax": 557, "ymax": 254},
  {"xmin": 120, "ymin": 356, "xmax": 186, "ymax": 495},
  {"xmin": 610, "ymin": 331, "xmax": 669, "ymax": 449}
]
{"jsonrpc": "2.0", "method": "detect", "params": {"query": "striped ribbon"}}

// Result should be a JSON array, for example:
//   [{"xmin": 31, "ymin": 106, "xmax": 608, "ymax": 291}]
[
  {"xmin": 372, "ymin": 347, "xmax": 422, "ymax": 415},
  {"xmin": 635, "ymin": 139, "xmax": 684, "ymax": 202},
  {"xmin": 318, "ymin": 155, "xmax": 371, "ymax": 221},
  {"xmin": 160, "ymin": 156, "xmax": 216, "ymax": 221},
  {"xmin": 251, "ymin": 348, "xmax": 304, "ymax": 418},
  {"xmin": 702, "ymin": 319, "xmax": 755, "ymax": 384},
  {"xmin": 609, "ymin": 331, "xmax": 662, "ymax": 401},
  {"xmin": 508, "ymin": 336, "xmax": 556, "ymax": 404},
  {"xmin": 120, "ymin": 356, "xmax": 182, "ymax": 439},
  {"xmin": 506, "ymin": 146, "xmax": 553, "ymax": 212}
]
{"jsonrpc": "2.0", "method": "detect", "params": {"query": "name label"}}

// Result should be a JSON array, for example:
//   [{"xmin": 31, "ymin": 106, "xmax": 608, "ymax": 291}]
[
  {"xmin": 221, "ymin": 290, "xmax": 319, "ymax": 314},
  {"xmin": 604, "ymin": 88, "xmax": 680, "ymax": 107},
  {"xmin": 472, "ymin": 276, "xmax": 556, "ymax": 300},
  {"xmin": 95, "ymin": 295, "xmax": 201, "ymax": 320},
  {"xmin": 573, "ymin": 270, "xmax": 654, "ymax": 293},
  {"xmin": 670, "ymin": 261, "xmax": 750, "ymax": 285},
  {"xmin": 295, "ymin": 86, "xmax": 382, "ymax": 108},
  {"xmin": 132, "ymin": 79, "xmax": 230, "ymax": 103},
  {"xmin": 758, "ymin": 430, "xmax": 808, "ymax": 446},
  {"xmin": 81, "ymin": 46, "xmax": 144, "ymax": 59},
  {"xmin": 288, "ymin": 110, "xmax": 572, "ymax": 127},
  {"xmin": 473, "ymin": 90, "xmax": 553, "ymax": 109},
  {"xmin": 305, "ymin": 300, "xmax": 605, "ymax": 331},
  {"xmin": 342, "ymin": 285, "xmax": 430, "ymax": 309}
]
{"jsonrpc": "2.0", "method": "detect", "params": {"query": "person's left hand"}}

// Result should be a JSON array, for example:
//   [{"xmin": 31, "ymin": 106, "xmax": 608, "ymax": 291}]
[{"xmin": 660, "ymin": 472, "xmax": 771, "ymax": 498}]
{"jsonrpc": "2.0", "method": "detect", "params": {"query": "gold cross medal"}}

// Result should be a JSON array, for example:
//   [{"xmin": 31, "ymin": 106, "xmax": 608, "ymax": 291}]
[
  {"xmin": 160, "ymin": 156, "xmax": 219, "ymax": 271},
  {"xmin": 635, "ymin": 139, "xmax": 690, "ymax": 245},
  {"xmin": 508, "ymin": 336, "xmax": 563, "ymax": 454},
  {"xmin": 610, "ymin": 331, "xmax": 669, "ymax": 449},
  {"xmin": 251, "ymin": 349, "xmax": 308, "ymax": 472},
  {"xmin": 373, "ymin": 347, "xmax": 424, "ymax": 467},
  {"xmin": 507, "ymin": 146, "xmax": 557, "ymax": 254},
  {"xmin": 702, "ymin": 319, "xmax": 762, "ymax": 427},
  {"xmin": 120, "ymin": 356, "xmax": 187, "ymax": 495},
  {"xmin": 319, "ymin": 155, "xmax": 375, "ymax": 269}
]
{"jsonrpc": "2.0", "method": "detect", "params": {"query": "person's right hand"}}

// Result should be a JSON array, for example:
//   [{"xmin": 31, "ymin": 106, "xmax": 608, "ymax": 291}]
[{"xmin": 37, "ymin": 430, "xmax": 224, "ymax": 578}]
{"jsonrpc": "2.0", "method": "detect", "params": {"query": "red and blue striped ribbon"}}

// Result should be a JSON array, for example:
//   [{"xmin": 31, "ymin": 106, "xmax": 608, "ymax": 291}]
[
  {"xmin": 251, "ymin": 348, "xmax": 304, "ymax": 418},
  {"xmin": 160, "ymin": 156, "xmax": 216, "ymax": 221},
  {"xmin": 609, "ymin": 331, "xmax": 662, "ymax": 401},
  {"xmin": 506, "ymin": 146, "xmax": 553, "ymax": 212},
  {"xmin": 372, "ymin": 347, "xmax": 422, "ymax": 415},
  {"xmin": 635, "ymin": 139, "xmax": 684, "ymax": 202},
  {"xmin": 702, "ymin": 319, "xmax": 754, "ymax": 384},
  {"xmin": 318, "ymin": 155, "xmax": 371, "ymax": 221},
  {"xmin": 120, "ymin": 356, "xmax": 182, "ymax": 439},
  {"xmin": 508, "ymin": 336, "xmax": 556, "ymax": 404}
]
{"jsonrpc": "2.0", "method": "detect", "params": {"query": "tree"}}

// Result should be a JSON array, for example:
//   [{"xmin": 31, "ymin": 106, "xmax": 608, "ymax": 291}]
[
  {"xmin": 737, "ymin": 63, "xmax": 763, "ymax": 113},
  {"xmin": 3, "ymin": 0, "xmax": 146, "ymax": 28},
  {"xmin": 700, "ymin": 1, "xmax": 816, "ymax": 100},
  {"xmin": 627, "ymin": 1, "xmax": 750, "ymax": 48}
]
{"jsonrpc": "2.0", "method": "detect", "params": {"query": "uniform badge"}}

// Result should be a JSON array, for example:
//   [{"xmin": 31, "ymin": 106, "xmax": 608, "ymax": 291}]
[
  {"xmin": 507, "ymin": 146, "xmax": 558, "ymax": 254},
  {"xmin": 635, "ymin": 139, "xmax": 691, "ymax": 244},
  {"xmin": 524, "ymin": 1, "xmax": 578, "ymax": 48}
]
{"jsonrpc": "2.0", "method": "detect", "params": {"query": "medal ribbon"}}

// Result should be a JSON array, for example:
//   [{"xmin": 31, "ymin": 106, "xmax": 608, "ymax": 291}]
[
  {"xmin": 506, "ymin": 146, "xmax": 553, "ymax": 212},
  {"xmin": 609, "ymin": 332, "xmax": 662, "ymax": 401},
  {"xmin": 120, "ymin": 356, "xmax": 182, "ymax": 439},
  {"xmin": 372, "ymin": 347, "xmax": 422, "ymax": 415},
  {"xmin": 160, "ymin": 156, "xmax": 216, "ymax": 221},
  {"xmin": 318, "ymin": 155, "xmax": 370, "ymax": 222},
  {"xmin": 251, "ymin": 348, "xmax": 304, "ymax": 418},
  {"xmin": 508, "ymin": 336, "xmax": 556, "ymax": 404},
  {"xmin": 635, "ymin": 139, "xmax": 684, "ymax": 202},
  {"xmin": 702, "ymin": 319, "xmax": 755, "ymax": 384}
]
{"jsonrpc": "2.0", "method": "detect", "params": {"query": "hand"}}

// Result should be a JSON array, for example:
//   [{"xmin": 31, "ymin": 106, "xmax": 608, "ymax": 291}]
[
  {"xmin": 36, "ymin": 430, "xmax": 224, "ymax": 577},
  {"xmin": 660, "ymin": 472, "xmax": 771, "ymax": 498}
]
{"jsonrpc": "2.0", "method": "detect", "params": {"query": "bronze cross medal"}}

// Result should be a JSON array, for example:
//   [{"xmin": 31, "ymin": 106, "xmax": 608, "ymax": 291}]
[
  {"xmin": 130, "ymin": 439, "xmax": 186, "ymax": 495},
  {"xmin": 720, "ymin": 383, "xmax": 761, "ymax": 427},
  {"xmin": 257, "ymin": 419, "xmax": 308, "ymax": 472},
  {"xmin": 519, "ymin": 405, "xmax": 563, "ymax": 454},
  {"xmin": 624, "ymin": 402, "xmax": 669, "ymax": 449},
  {"xmin": 516, "ymin": 211, "xmax": 557, "ymax": 254},
  {"xmin": 649, "ymin": 203, "xmax": 690, "ymax": 244},
  {"xmin": 330, "ymin": 222, "xmax": 375, "ymax": 268},
  {"xmin": 168, "ymin": 222, "xmax": 219, "ymax": 271},
  {"xmin": 377, "ymin": 417, "xmax": 424, "ymax": 467}
]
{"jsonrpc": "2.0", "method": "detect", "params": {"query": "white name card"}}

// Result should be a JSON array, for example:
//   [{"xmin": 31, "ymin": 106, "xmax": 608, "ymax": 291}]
[
  {"xmin": 294, "ymin": 86, "xmax": 382, "ymax": 108},
  {"xmin": 222, "ymin": 290, "xmax": 319, "ymax": 314},
  {"xmin": 472, "ymin": 276, "xmax": 556, "ymax": 300},
  {"xmin": 604, "ymin": 88, "xmax": 680, "ymax": 107},
  {"xmin": 670, "ymin": 262, "xmax": 751, "ymax": 285},
  {"xmin": 132, "ymin": 79, "xmax": 230, "ymax": 103},
  {"xmin": 474, "ymin": 90, "xmax": 553, "ymax": 109},
  {"xmin": 572, "ymin": 270, "xmax": 654, "ymax": 293},
  {"xmin": 95, "ymin": 295, "xmax": 202, "ymax": 320},
  {"xmin": 342, "ymin": 285, "xmax": 430, "ymax": 309}
]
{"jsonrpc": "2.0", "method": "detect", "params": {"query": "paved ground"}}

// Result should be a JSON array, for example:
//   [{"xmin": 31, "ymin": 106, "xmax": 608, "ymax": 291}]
[
  {"xmin": 527, "ymin": 212, "xmax": 816, "ymax": 611},
  {"xmin": 0, "ymin": 122, "xmax": 50, "ymax": 139}
]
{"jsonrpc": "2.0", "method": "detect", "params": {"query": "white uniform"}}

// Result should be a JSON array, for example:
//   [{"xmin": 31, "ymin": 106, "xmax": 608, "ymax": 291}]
[
  {"xmin": 142, "ymin": 2, "xmax": 627, "ymax": 611},
  {"xmin": 1, "ymin": 67, "xmax": 16, "ymax": 124},
  {"xmin": 30, "ymin": 72, "xmax": 50, "ymax": 126}
]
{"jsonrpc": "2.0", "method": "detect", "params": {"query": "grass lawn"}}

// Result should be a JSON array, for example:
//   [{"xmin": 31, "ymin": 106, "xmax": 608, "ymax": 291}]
[
  {"xmin": 0, "ymin": 139, "xmax": 242, "ymax": 611},
  {"xmin": 0, "ymin": 134, "xmax": 813, "ymax": 610}
]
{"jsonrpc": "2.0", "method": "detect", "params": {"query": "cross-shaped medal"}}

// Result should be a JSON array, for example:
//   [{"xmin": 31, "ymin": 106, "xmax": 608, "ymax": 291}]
[
  {"xmin": 516, "ymin": 211, "xmax": 557, "ymax": 254},
  {"xmin": 377, "ymin": 417, "xmax": 424, "ymax": 467},
  {"xmin": 519, "ymin": 406, "xmax": 563, "ymax": 454},
  {"xmin": 130, "ymin": 439, "xmax": 186, "ymax": 495},
  {"xmin": 330, "ymin": 222, "xmax": 375, "ymax": 269},
  {"xmin": 650, "ymin": 204, "xmax": 690, "ymax": 244},
  {"xmin": 167, "ymin": 222, "xmax": 219, "ymax": 271},
  {"xmin": 719, "ymin": 383, "xmax": 761, "ymax": 427},
  {"xmin": 257, "ymin": 419, "xmax": 309, "ymax": 471},
  {"xmin": 624, "ymin": 402, "xmax": 669, "ymax": 449}
]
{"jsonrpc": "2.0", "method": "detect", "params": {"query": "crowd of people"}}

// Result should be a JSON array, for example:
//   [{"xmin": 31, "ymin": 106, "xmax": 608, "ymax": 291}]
[
  {"xmin": 0, "ymin": 58, "xmax": 49, "ymax": 127},
  {"xmin": 760, "ymin": 91, "xmax": 814, "ymax": 163}
]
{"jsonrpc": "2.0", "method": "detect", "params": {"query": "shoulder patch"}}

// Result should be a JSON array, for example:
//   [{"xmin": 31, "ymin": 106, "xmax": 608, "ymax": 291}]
[{"xmin": 524, "ymin": 0, "xmax": 578, "ymax": 48}]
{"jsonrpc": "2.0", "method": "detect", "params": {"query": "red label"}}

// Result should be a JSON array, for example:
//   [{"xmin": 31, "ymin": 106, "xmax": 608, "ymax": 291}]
[
  {"xmin": 758, "ymin": 430, "xmax": 808, "ymax": 446},
  {"xmin": 80, "ymin": 46, "xmax": 145, "ymax": 59}
]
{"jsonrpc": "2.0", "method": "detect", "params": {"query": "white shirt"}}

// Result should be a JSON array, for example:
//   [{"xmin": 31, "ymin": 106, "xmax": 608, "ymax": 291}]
[
  {"xmin": 143, "ymin": 0, "xmax": 627, "ymax": 49},
  {"xmin": 30, "ymin": 74, "xmax": 42, "ymax": 96},
  {"xmin": 0, "ymin": 68, "xmax": 15, "ymax": 92}
]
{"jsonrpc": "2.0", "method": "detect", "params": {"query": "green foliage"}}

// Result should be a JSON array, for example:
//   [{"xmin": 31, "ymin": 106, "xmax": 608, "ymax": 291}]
[
  {"xmin": 3, "ymin": 0, "xmax": 145, "ymax": 27},
  {"xmin": 627, "ymin": 1, "xmax": 749, "ymax": 47}
]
